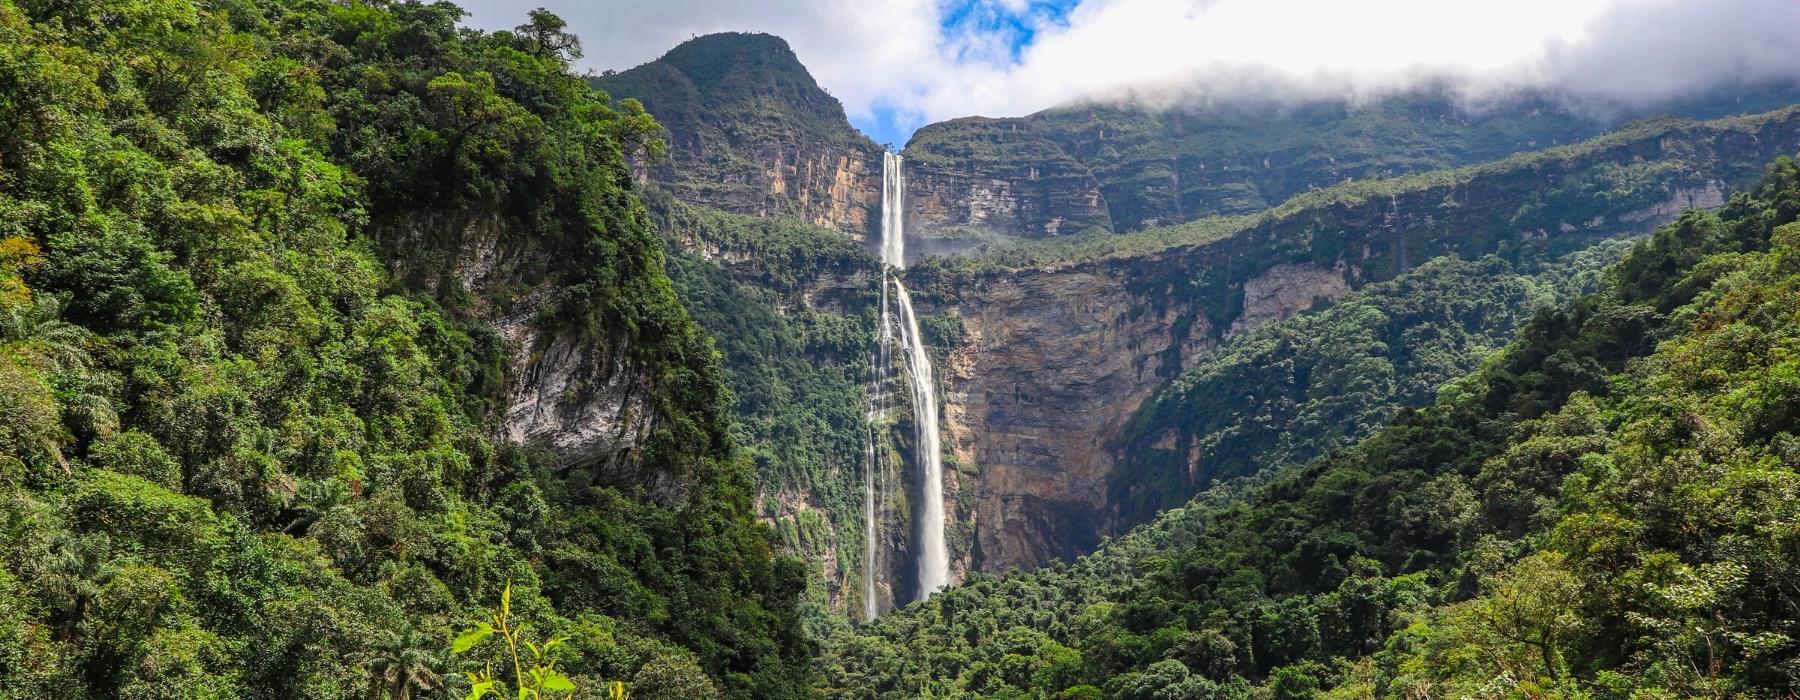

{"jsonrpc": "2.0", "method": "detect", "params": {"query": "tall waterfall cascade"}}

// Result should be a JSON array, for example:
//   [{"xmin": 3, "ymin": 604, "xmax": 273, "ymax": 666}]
[{"xmin": 863, "ymin": 152, "xmax": 949, "ymax": 621}]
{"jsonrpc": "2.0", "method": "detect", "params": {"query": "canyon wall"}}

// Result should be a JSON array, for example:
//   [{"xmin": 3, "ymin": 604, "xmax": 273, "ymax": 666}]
[{"xmin": 919, "ymin": 107, "xmax": 1800, "ymax": 573}]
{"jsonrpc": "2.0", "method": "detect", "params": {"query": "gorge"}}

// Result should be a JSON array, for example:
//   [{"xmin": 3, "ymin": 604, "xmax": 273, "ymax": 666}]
[
  {"xmin": 596, "ymin": 31, "xmax": 1800, "ymax": 603},
  {"xmin": 14, "ymin": 1, "xmax": 1800, "ymax": 696}
]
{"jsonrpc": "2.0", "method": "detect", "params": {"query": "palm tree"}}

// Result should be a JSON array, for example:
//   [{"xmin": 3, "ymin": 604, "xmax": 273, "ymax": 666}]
[
  {"xmin": 366, "ymin": 628, "xmax": 445, "ymax": 700},
  {"xmin": 1, "ymin": 294, "xmax": 94, "ymax": 370},
  {"xmin": 1, "ymin": 293, "xmax": 119, "ymax": 445},
  {"xmin": 36, "ymin": 531, "xmax": 116, "ymax": 642}
]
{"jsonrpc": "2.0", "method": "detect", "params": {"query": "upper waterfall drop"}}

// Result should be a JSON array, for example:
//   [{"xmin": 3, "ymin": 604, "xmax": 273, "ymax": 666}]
[{"xmin": 881, "ymin": 152, "xmax": 906, "ymax": 269}]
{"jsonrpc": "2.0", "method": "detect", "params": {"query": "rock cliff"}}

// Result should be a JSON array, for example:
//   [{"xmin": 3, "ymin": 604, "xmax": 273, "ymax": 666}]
[
  {"xmin": 385, "ymin": 214, "xmax": 674, "ymax": 499},
  {"xmin": 903, "ymin": 117, "xmax": 1113, "ymax": 250}
]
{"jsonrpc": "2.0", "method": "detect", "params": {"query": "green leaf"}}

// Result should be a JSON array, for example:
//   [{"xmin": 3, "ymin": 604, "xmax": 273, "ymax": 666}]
[
  {"xmin": 464, "ymin": 680, "xmax": 496, "ymax": 700},
  {"xmin": 452, "ymin": 625, "xmax": 494, "ymax": 654},
  {"xmin": 541, "ymin": 671, "xmax": 576, "ymax": 692}
]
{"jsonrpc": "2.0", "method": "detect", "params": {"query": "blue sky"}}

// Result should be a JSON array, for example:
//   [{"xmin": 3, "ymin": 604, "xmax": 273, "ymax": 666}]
[
  {"xmin": 456, "ymin": 0, "xmax": 1800, "ymax": 149},
  {"xmin": 857, "ymin": 0, "xmax": 1081, "ymax": 148}
]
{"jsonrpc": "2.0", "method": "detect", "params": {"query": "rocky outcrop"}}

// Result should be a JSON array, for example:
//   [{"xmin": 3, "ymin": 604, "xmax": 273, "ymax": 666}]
[
  {"xmin": 1228, "ymin": 262, "xmax": 1352, "ymax": 336},
  {"xmin": 388, "ymin": 215, "xmax": 669, "ymax": 497}
]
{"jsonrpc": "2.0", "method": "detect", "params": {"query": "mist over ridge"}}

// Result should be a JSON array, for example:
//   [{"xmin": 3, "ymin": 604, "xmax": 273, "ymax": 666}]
[{"xmin": 458, "ymin": 0, "xmax": 1800, "ymax": 145}]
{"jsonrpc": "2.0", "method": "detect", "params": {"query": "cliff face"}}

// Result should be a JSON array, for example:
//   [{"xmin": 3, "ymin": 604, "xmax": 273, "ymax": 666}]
[
  {"xmin": 388, "ymin": 215, "xmax": 673, "ymax": 498},
  {"xmin": 940, "ymin": 270, "xmax": 1216, "ymax": 567},
  {"xmin": 645, "ymin": 127, "xmax": 882, "ymax": 235},
  {"xmin": 593, "ymin": 33, "xmax": 885, "ymax": 237},
  {"xmin": 903, "ymin": 118, "xmax": 1113, "ymax": 250},
  {"xmin": 922, "ymin": 106, "xmax": 1800, "ymax": 573}
]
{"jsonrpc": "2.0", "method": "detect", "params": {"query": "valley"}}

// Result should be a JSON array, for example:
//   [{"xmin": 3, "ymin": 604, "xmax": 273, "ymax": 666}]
[
  {"xmin": 598, "ymin": 32, "xmax": 1800, "ymax": 617},
  {"xmin": 9, "ymin": 3, "xmax": 1800, "ymax": 697}
]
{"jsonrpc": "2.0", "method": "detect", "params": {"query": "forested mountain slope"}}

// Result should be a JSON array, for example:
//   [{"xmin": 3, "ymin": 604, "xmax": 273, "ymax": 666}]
[
  {"xmin": 644, "ymin": 190, "xmax": 889, "ymax": 628},
  {"xmin": 0, "ymin": 1, "xmax": 809, "ymax": 697},
  {"xmin": 592, "ymin": 33, "xmax": 885, "ymax": 235},
  {"xmin": 823, "ymin": 155, "xmax": 1800, "ymax": 698}
]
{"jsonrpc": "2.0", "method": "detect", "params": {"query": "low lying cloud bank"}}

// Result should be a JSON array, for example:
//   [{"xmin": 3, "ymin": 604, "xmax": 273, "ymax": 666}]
[{"xmin": 458, "ymin": 0, "xmax": 1800, "ymax": 139}]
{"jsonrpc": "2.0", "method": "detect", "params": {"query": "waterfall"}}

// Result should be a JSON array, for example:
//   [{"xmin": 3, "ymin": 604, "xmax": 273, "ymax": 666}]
[
  {"xmin": 862, "ymin": 405, "xmax": 880, "ymax": 620},
  {"xmin": 892, "ymin": 278, "xmax": 949, "ymax": 597},
  {"xmin": 881, "ymin": 152, "xmax": 905, "ymax": 268},
  {"xmin": 863, "ymin": 152, "xmax": 949, "ymax": 619}
]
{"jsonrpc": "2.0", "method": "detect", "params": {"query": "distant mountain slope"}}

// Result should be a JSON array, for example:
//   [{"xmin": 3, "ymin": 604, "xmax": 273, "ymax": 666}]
[
  {"xmin": 912, "ymin": 104, "xmax": 1800, "ymax": 574},
  {"xmin": 902, "ymin": 83, "xmax": 1800, "ymax": 246},
  {"xmin": 825, "ymin": 150, "xmax": 1800, "ymax": 700},
  {"xmin": 593, "ymin": 33, "xmax": 885, "ymax": 235}
]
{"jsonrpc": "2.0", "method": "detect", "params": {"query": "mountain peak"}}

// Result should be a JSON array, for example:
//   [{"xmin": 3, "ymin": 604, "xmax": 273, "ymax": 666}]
[
  {"xmin": 655, "ymin": 32, "xmax": 804, "ymax": 86},
  {"xmin": 596, "ymin": 32, "xmax": 862, "ymax": 145},
  {"xmin": 592, "ymin": 33, "xmax": 882, "ymax": 234}
]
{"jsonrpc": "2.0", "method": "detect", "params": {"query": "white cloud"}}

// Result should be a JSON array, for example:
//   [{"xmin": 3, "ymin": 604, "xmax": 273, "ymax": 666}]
[{"xmin": 456, "ymin": 0, "xmax": 1800, "ymax": 140}]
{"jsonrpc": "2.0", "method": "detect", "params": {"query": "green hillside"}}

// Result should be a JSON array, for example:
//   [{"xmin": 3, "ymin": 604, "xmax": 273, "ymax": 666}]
[{"xmin": 0, "ymin": 1, "xmax": 808, "ymax": 698}]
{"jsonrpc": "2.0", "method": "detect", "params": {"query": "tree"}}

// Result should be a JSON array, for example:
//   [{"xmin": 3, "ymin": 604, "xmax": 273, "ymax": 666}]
[
  {"xmin": 366, "ymin": 628, "xmax": 444, "ymax": 700},
  {"xmin": 1467, "ymin": 552, "xmax": 1585, "ymax": 682},
  {"xmin": 516, "ymin": 9, "xmax": 581, "ymax": 62},
  {"xmin": 452, "ymin": 583, "xmax": 581, "ymax": 698}
]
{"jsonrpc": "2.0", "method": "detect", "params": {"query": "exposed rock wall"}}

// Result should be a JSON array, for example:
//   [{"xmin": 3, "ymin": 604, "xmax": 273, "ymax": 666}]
[
  {"xmin": 899, "ymin": 87, "xmax": 1800, "ymax": 243},
  {"xmin": 387, "ymin": 216, "xmax": 668, "ymax": 496},
  {"xmin": 640, "ymin": 139, "xmax": 883, "ymax": 237},
  {"xmin": 1228, "ymin": 262, "xmax": 1353, "ymax": 337},
  {"xmin": 939, "ymin": 271, "xmax": 1215, "ymax": 570}
]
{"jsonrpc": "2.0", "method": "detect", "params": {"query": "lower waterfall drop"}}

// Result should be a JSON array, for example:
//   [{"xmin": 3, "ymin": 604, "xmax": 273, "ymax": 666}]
[{"xmin": 891, "ymin": 278, "xmax": 949, "ymax": 597}]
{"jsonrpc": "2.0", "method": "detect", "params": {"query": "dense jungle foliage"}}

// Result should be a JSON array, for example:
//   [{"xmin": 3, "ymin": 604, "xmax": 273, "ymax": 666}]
[
  {"xmin": 647, "ymin": 190, "xmax": 885, "ymax": 633},
  {"xmin": 822, "ymin": 156, "xmax": 1800, "ymax": 698},
  {"xmin": 1108, "ymin": 238, "xmax": 1636, "ymax": 526},
  {"xmin": 0, "ymin": 0, "xmax": 812, "ymax": 697}
]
